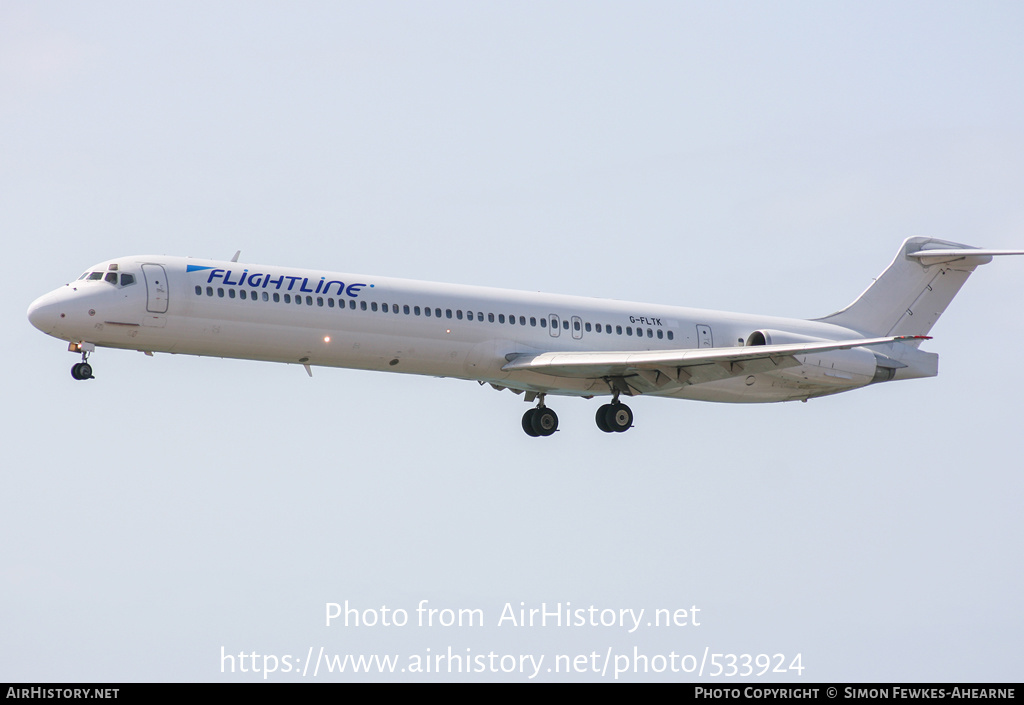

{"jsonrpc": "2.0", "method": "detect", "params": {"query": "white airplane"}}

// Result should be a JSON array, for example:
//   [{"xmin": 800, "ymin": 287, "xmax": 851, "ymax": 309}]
[{"xmin": 26, "ymin": 237, "xmax": 1024, "ymax": 436}]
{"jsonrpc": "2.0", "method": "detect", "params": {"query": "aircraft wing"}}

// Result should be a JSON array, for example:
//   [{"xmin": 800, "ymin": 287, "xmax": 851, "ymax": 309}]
[{"xmin": 501, "ymin": 335, "xmax": 928, "ymax": 386}]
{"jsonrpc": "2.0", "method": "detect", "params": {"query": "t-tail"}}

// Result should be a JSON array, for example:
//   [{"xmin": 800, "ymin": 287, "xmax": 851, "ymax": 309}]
[{"xmin": 816, "ymin": 237, "xmax": 1024, "ymax": 339}]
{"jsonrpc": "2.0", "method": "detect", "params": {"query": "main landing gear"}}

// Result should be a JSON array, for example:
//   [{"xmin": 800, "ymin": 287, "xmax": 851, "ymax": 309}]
[
  {"xmin": 520, "ymin": 393, "xmax": 634, "ymax": 436},
  {"xmin": 595, "ymin": 398, "xmax": 633, "ymax": 433},
  {"xmin": 522, "ymin": 395, "xmax": 558, "ymax": 437}
]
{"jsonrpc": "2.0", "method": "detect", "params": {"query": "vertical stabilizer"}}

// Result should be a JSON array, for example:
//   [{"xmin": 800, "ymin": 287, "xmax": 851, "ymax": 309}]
[{"xmin": 815, "ymin": 238, "xmax": 997, "ymax": 338}]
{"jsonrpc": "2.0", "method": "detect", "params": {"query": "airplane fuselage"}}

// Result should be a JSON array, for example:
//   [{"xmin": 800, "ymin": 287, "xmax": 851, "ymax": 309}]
[{"xmin": 27, "ymin": 254, "xmax": 934, "ymax": 411}]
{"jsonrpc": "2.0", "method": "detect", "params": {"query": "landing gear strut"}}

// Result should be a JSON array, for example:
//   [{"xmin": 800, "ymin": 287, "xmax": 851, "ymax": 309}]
[
  {"xmin": 522, "ymin": 394, "xmax": 558, "ymax": 437},
  {"xmin": 596, "ymin": 393, "xmax": 633, "ymax": 433}
]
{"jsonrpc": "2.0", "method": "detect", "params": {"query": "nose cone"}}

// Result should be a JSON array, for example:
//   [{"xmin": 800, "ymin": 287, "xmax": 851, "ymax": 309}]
[{"xmin": 27, "ymin": 292, "xmax": 60, "ymax": 334}]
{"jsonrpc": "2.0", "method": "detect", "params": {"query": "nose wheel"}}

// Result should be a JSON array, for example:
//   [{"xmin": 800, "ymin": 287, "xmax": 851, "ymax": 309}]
[{"xmin": 71, "ymin": 362, "xmax": 93, "ymax": 380}]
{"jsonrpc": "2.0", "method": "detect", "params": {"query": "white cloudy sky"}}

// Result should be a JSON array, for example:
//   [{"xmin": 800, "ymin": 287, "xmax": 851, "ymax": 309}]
[{"xmin": 3, "ymin": 1, "xmax": 1023, "ymax": 682}]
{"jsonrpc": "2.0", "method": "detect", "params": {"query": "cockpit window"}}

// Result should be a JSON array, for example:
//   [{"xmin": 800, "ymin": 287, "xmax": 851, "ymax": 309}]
[
  {"xmin": 120, "ymin": 273, "xmax": 135, "ymax": 286},
  {"xmin": 78, "ymin": 273, "xmax": 89, "ymax": 280},
  {"xmin": 104, "ymin": 272, "xmax": 118, "ymax": 284},
  {"xmin": 87, "ymin": 272, "xmax": 103, "ymax": 281}
]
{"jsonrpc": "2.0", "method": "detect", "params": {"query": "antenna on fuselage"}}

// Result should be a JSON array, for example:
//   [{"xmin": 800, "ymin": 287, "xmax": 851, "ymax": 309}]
[{"xmin": 230, "ymin": 250, "xmax": 241, "ymax": 262}]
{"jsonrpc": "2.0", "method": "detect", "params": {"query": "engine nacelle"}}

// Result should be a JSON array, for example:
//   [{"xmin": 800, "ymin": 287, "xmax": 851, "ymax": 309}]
[
  {"xmin": 745, "ymin": 328, "xmax": 880, "ymax": 388},
  {"xmin": 745, "ymin": 329, "xmax": 828, "ymax": 347}
]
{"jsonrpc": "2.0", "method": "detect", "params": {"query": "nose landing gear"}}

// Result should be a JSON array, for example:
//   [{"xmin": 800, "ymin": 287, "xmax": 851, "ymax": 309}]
[{"xmin": 69, "ymin": 344, "xmax": 95, "ymax": 380}]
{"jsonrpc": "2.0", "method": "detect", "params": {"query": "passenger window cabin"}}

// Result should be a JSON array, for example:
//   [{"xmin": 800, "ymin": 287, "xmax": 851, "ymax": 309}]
[{"xmin": 187, "ymin": 283, "xmax": 681, "ymax": 346}]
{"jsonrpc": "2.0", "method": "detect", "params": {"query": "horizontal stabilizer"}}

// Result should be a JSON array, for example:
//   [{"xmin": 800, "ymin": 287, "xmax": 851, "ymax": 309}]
[{"xmin": 907, "ymin": 248, "xmax": 1024, "ymax": 265}]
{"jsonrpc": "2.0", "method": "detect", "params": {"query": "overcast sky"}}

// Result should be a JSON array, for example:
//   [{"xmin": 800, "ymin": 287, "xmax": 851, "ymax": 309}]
[{"xmin": 3, "ymin": 1, "xmax": 1023, "ymax": 682}]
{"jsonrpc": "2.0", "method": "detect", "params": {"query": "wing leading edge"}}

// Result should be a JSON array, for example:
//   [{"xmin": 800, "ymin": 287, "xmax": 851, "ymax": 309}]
[{"xmin": 502, "ymin": 335, "xmax": 929, "ymax": 387}]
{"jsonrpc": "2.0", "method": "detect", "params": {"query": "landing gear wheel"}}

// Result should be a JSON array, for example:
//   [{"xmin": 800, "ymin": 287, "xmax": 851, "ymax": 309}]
[
  {"xmin": 603, "ymin": 403, "xmax": 633, "ymax": 433},
  {"xmin": 596, "ymin": 404, "xmax": 613, "ymax": 433},
  {"xmin": 522, "ymin": 408, "xmax": 540, "ymax": 437},
  {"xmin": 531, "ymin": 407, "xmax": 559, "ymax": 436},
  {"xmin": 71, "ymin": 362, "xmax": 93, "ymax": 380}
]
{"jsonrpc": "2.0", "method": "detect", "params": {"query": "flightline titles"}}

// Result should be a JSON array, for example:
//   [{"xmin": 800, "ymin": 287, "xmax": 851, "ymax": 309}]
[{"xmin": 326, "ymin": 600, "xmax": 701, "ymax": 633}]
